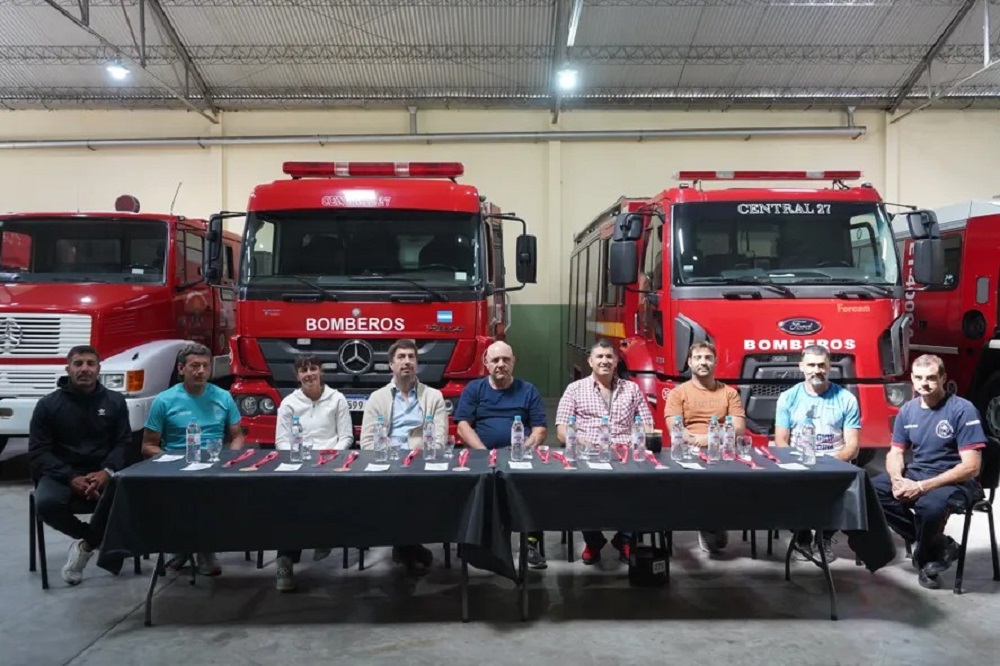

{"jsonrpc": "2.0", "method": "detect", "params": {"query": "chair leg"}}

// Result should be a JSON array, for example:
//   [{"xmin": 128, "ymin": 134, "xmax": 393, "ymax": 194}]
[
  {"xmin": 987, "ymin": 506, "xmax": 999, "ymax": 581},
  {"xmin": 667, "ymin": 531, "xmax": 673, "ymax": 558},
  {"xmin": 343, "ymin": 547, "xmax": 349, "ymax": 569},
  {"xmin": 750, "ymin": 530, "xmax": 757, "ymax": 559},
  {"xmin": 539, "ymin": 536, "xmax": 546, "ymax": 558},
  {"xmin": 245, "ymin": 551, "xmax": 251, "ymax": 562},
  {"xmin": 134, "ymin": 556, "xmax": 142, "ymax": 575},
  {"xmin": 767, "ymin": 530, "xmax": 774, "ymax": 557},
  {"xmin": 953, "ymin": 509, "xmax": 974, "ymax": 594},
  {"xmin": 560, "ymin": 531, "xmax": 567, "ymax": 545},
  {"xmin": 905, "ymin": 541, "xmax": 913, "ymax": 557},
  {"xmin": 566, "ymin": 531, "xmax": 575, "ymax": 562},
  {"xmin": 742, "ymin": 529, "xmax": 748, "ymax": 542},
  {"xmin": 29, "ymin": 492, "xmax": 37, "ymax": 573},
  {"xmin": 256, "ymin": 550, "xmax": 264, "ymax": 569},
  {"xmin": 358, "ymin": 547, "xmax": 365, "ymax": 571},
  {"xmin": 443, "ymin": 543, "xmax": 451, "ymax": 569},
  {"xmin": 38, "ymin": 518, "xmax": 49, "ymax": 590}
]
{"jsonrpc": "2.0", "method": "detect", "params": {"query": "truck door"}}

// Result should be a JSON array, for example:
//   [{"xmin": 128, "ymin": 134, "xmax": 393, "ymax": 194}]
[
  {"xmin": 487, "ymin": 220, "xmax": 509, "ymax": 338},
  {"xmin": 908, "ymin": 231, "xmax": 964, "ymax": 365},
  {"xmin": 640, "ymin": 219, "xmax": 665, "ymax": 348},
  {"xmin": 173, "ymin": 227, "xmax": 214, "ymax": 349},
  {"xmin": 213, "ymin": 240, "xmax": 238, "ymax": 357}
]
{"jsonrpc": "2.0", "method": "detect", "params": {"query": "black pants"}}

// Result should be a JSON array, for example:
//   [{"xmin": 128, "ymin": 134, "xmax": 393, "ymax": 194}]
[
  {"xmin": 872, "ymin": 472, "xmax": 972, "ymax": 567},
  {"xmin": 582, "ymin": 530, "xmax": 634, "ymax": 549},
  {"xmin": 34, "ymin": 476, "xmax": 103, "ymax": 548}
]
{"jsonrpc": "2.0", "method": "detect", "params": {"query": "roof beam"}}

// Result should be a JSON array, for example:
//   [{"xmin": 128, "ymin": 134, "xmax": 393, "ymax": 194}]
[
  {"xmin": 549, "ymin": 0, "xmax": 571, "ymax": 123},
  {"xmin": 39, "ymin": 0, "xmax": 218, "ymax": 122},
  {"xmin": 888, "ymin": 0, "xmax": 979, "ymax": 112},
  {"xmin": 145, "ymin": 0, "xmax": 217, "ymax": 114}
]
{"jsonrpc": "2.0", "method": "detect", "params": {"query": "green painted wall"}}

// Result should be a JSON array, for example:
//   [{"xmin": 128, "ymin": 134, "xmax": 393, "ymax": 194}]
[{"xmin": 507, "ymin": 304, "xmax": 568, "ymax": 398}]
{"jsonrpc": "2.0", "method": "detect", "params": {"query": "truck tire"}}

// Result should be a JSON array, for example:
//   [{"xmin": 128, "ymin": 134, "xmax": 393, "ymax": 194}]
[{"xmin": 976, "ymin": 371, "xmax": 1000, "ymax": 438}]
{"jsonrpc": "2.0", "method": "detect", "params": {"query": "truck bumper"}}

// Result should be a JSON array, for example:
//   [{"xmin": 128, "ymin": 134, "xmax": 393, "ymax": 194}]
[{"xmin": 0, "ymin": 395, "xmax": 155, "ymax": 437}]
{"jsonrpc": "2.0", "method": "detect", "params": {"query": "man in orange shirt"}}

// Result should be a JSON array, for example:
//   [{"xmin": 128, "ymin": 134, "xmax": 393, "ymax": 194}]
[{"xmin": 664, "ymin": 341, "xmax": 746, "ymax": 553}]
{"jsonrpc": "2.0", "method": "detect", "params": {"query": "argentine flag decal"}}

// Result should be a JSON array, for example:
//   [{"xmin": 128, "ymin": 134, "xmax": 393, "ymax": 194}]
[{"xmin": 437, "ymin": 310, "xmax": 454, "ymax": 323}]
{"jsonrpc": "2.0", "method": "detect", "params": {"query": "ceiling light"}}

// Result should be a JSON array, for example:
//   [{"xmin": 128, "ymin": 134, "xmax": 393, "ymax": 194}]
[
  {"xmin": 556, "ymin": 68, "xmax": 578, "ymax": 91},
  {"xmin": 106, "ymin": 60, "xmax": 130, "ymax": 81}
]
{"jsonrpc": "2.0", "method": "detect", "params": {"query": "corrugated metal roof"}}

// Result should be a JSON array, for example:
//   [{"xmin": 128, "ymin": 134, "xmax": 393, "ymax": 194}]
[{"xmin": 3, "ymin": 0, "xmax": 1000, "ymax": 111}]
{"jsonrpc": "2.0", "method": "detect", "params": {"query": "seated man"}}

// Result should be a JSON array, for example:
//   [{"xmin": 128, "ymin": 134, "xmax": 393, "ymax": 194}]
[
  {"xmin": 141, "ymin": 343, "xmax": 244, "ymax": 576},
  {"xmin": 774, "ymin": 344, "xmax": 860, "ymax": 563},
  {"xmin": 556, "ymin": 339, "xmax": 653, "ymax": 564},
  {"xmin": 360, "ymin": 338, "xmax": 447, "ymax": 575},
  {"xmin": 455, "ymin": 341, "xmax": 548, "ymax": 568},
  {"xmin": 664, "ymin": 341, "xmax": 745, "ymax": 554},
  {"xmin": 873, "ymin": 354, "xmax": 986, "ymax": 589},
  {"xmin": 28, "ymin": 345, "xmax": 132, "ymax": 585}
]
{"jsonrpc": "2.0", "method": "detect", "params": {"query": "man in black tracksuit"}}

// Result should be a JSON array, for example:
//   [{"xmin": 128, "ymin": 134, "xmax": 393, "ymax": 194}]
[{"xmin": 28, "ymin": 345, "xmax": 132, "ymax": 585}]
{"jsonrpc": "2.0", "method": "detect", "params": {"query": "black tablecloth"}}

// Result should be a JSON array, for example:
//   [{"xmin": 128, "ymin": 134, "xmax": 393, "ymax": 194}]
[
  {"xmin": 497, "ymin": 449, "xmax": 896, "ymax": 571},
  {"xmin": 97, "ymin": 449, "xmax": 515, "ymax": 579}
]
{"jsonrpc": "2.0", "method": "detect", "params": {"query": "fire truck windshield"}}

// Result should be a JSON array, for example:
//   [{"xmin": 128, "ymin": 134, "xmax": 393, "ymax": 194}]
[
  {"xmin": 0, "ymin": 218, "xmax": 167, "ymax": 284},
  {"xmin": 672, "ymin": 201, "xmax": 899, "ymax": 287},
  {"xmin": 241, "ymin": 209, "xmax": 482, "ymax": 289}
]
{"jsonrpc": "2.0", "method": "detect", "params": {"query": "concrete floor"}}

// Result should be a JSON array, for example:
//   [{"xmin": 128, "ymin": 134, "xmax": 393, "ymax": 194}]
[{"xmin": 1, "ymin": 478, "xmax": 997, "ymax": 666}]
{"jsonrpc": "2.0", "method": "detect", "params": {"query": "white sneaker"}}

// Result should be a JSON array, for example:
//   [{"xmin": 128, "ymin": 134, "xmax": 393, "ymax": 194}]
[
  {"xmin": 196, "ymin": 552, "xmax": 222, "ymax": 576},
  {"xmin": 699, "ymin": 531, "xmax": 724, "ymax": 554},
  {"xmin": 276, "ymin": 556, "xmax": 296, "ymax": 592},
  {"xmin": 312, "ymin": 548, "xmax": 332, "ymax": 562},
  {"xmin": 61, "ymin": 539, "xmax": 94, "ymax": 585}
]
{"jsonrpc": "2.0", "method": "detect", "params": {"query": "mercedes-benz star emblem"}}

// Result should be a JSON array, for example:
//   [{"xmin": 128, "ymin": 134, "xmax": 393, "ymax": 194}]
[
  {"xmin": 0, "ymin": 318, "xmax": 23, "ymax": 354},
  {"xmin": 339, "ymin": 339, "xmax": 374, "ymax": 375}
]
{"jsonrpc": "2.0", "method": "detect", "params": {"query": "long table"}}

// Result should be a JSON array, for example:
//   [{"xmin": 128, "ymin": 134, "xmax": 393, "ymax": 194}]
[
  {"xmin": 96, "ymin": 449, "xmax": 511, "ymax": 624},
  {"xmin": 497, "ymin": 448, "xmax": 895, "ymax": 621}
]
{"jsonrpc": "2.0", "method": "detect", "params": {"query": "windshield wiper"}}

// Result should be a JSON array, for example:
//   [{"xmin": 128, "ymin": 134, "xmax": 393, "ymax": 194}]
[
  {"xmin": 793, "ymin": 278, "xmax": 894, "ymax": 297},
  {"xmin": 349, "ymin": 273, "xmax": 449, "ymax": 302},
  {"xmin": 714, "ymin": 277, "xmax": 795, "ymax": 298},
  {"xmin": 271, "ymin": 275, "xmax": 339, "ymax": 302}
]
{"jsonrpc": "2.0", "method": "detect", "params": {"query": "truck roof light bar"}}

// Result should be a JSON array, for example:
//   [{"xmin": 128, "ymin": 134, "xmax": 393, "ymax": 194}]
[
  {"xmin": 673, "ymin": 170, "xmax": 862, "ymax": 181},
  {"xmin": 282, "ymin": 162, "xmax": 465, "ymax": 179}
]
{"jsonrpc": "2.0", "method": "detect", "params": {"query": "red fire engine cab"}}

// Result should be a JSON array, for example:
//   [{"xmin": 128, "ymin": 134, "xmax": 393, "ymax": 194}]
[
  {"xmin": 576, "ymin": 170, "xmax": 942, "ymax": 461},
  {"xmin": 204, "ymin": 161, "xmax": 538, "ymax": 446},
  {"xmin": 0, "ymin": 197, "xmax": 241, "ymax": 455},
  {"xmin": 894, "ymin": 200, "xmax": 1000, "ymax": 435}
]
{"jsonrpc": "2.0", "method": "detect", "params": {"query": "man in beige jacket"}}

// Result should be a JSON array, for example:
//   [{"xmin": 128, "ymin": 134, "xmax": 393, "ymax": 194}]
[{"xmin": 360, "ymin": 338, "xmax": 448, "ymax": 574}]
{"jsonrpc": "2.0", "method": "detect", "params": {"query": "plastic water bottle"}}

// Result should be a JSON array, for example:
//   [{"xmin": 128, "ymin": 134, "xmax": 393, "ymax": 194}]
[
  {"xmin": 565, "ymin": 415, "xmax": 578, "ymax": 462},
  {"xmin": 670, "ymin": 415, "xmax": 685, "ymax": 463},
  {"xmin": 722, "ymin": 415, "xmax": 736, "ymax": 461},
  {"xmin": 289, "ymin": 415, "xmax": 304, "ymax": 463},
  {"xmin": 510, "ymin": 415, "xmax": 525, "ymax": 462},
  {"xmin": 598, "ymin": 416, "xmax": 612, "ymax": 463},
  {"xmin": 631, "ymin": 415, "xmax": 646, "ymax": 462},
  {"xmin": 423, "ymin": 414, "xmax": 438, "ymax": 461},
  {"xmin": 374, "ymin": 415, "xmax": 389, "ymax": 463},
  {"xmin": 706, "ymin": 415, "xmax": 721, "ymax": 463},
  {"xmin": 185, "ymin": 419, "xmax": 201, "ymax": 464},
  {"xmin": 800, "ymin": 417, "xmax": 817, "ymax": 466}
]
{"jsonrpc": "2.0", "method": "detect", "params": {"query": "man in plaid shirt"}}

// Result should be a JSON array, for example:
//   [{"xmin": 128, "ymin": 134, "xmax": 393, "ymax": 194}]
[{"xmin": 556, "ymin": 339, "xmax": 654, "ymax": 564}]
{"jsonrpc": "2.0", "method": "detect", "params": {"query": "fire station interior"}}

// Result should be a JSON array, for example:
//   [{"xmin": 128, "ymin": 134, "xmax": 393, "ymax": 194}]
[{"xmin": 2, "ymin": 2, "xmax": 1000, "ymax": 665}]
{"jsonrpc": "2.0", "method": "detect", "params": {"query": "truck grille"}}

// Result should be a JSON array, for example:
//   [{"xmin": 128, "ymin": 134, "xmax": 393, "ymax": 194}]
[
  {"xmin": 0, "ymin": 367, "xmax": 61, "ymax": 398},
  {"xmin": 0, "ymin": 314, "xmax": 92, "ymax": 358}
]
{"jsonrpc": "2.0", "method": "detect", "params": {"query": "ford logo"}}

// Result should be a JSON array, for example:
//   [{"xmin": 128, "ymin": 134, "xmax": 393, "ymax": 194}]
[{"xmin": 778, "ymin": 318, "xmax": 822, "ymax": 335}]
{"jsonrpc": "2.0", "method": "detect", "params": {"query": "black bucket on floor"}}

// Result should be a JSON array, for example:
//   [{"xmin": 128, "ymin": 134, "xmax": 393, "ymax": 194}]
[{"xmin": 628, "ymin": 544, "xmax": 669, "ymax": 587}]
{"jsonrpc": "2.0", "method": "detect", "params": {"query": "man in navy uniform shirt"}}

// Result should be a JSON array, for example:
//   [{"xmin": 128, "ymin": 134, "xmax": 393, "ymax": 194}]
[
  {"xmin": 872, "ymin": 354, "xmax": 987, "ymax": 589},
  {"xmin": 455, "ymin": 341, "xmax": 548, "ymax": 567}
]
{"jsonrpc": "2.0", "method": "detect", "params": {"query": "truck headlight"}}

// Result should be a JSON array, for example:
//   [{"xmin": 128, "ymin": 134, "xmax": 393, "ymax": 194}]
[
  {"xmin": 99, "ymin": 371, "xmax": 144, "ymax": 392},
  {"xmin": 100, "ymin": 373, "xmax": 125, "ymax": 390},
  {"xmin": 444, "ymin": 399, "xmax": 454, "ymax": 414},
  {"xmin": 238, "ymin": 395, "xmax": 277, "ymax": 416}
]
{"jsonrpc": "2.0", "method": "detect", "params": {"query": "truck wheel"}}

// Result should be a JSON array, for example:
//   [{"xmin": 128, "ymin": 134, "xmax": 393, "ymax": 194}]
[{"xmin": 977, "ymin": 372, "xmax": 1000, "ymax": 437}]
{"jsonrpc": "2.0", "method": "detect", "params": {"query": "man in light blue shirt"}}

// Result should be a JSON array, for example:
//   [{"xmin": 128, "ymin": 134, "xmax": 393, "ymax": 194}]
[
  {"xmin": 141, "ymin": 343, "xmax": 244, "ymax": 576},
  {"xmin": 775, "ymin": 344, "xmax": 861, "ymax": 563}
]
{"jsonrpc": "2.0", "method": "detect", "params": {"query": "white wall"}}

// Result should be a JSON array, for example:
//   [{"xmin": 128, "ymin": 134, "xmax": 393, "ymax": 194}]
[{"xmin": 2, "ymin": 107, "xmax": 999, "ymax": 306}]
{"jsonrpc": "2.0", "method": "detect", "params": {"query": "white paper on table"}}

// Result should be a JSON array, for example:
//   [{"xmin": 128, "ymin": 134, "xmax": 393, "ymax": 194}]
[
  {"xmin": 777, "ymin": 462, "xmax": 808, "ymax": 471},
  {"xmin": 424, "ymin": 462, "xmax": 449, "ymax": 471},
  {"xmin": 586, "ymin": 462, "xmax": 613, "ymax": 470},
  {"xmin": 180, "ymin": 462, "xmax": 212, "ymax": 471},
  {"xmin": 365, "ymin": 464, "xmax": 390, "ymax": 472},
  {"xmin": 275, "ymin": 463, "xmax": 302, "ymax": 472},
  {"xmin": 508, "ymin": 461, "xmax": 533, "ymax": 470},
  {"xmin": 676, "ymin": 462, "xmax": 704, "ymax": 470},
  {"xmin": 154, "ymin": 454, "xmax": 184, "ymax": 463}
]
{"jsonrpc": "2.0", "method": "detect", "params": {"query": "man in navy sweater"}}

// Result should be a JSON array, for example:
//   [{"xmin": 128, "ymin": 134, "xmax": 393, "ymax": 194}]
[
  {"xmin": 455, "ymin": 341, "xmax": 548, "ymax": 567},
  {"xmin": 28, "ymin": 345, "xmax": 132, "ymax": 585}
]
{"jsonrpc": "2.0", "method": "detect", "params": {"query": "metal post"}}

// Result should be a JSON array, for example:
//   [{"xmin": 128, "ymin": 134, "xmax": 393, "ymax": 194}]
[{"xmin": 985, "ymin": 0, "xmax": 991, "ymax": 67}]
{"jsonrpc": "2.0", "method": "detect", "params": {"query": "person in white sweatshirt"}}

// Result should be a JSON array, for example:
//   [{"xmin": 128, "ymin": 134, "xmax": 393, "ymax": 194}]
[
  {"xmin": 274, "ymin": 354, "xmax": 353, "ymax": 592},
  {"xmin": 274, "ymin": 354, "xmax": 353, "ymax": 452}
]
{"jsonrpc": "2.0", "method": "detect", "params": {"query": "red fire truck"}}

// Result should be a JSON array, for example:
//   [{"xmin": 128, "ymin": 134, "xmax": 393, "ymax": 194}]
[
  {"xmin": 0, "ymin": 197, "xmax": 242, "ymax": 456},
  {"xmin": 576, "ymin": 170, "xmax": 942, "ymax": 461},
  {"xmin": 894, "ymin": 200, "xmax": 1000, "ymax": 435},
  {"xmin": 204, "ymin": 161, "xmax": 537, "ymax": 446}
]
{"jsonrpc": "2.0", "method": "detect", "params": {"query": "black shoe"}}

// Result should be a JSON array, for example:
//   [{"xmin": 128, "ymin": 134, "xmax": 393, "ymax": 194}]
[
  {"xmin": 918, "ymin": 565, "xmax": 942, "ymax": 590},
  {"xmin": 924, "ymin": 537, "xmax": 960, "ymax": 576},
  {"xmin": 414, "ymin": 545, "xmax": 434, "ymax": 568},
  {"xmin": 610, "ymin": 534, "xmax": 631, "ymax": 564},
  {"xmin": 526, "ymin": 538, "xmax": 547, "ymax": 569},
  {"xmin": 392, "ymin": 546, "xmax": 429, "ymax": 576}
]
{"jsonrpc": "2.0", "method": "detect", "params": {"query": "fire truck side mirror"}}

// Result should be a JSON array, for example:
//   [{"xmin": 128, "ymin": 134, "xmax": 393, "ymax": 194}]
[
  {"xmin": 912, "ymin": 238, "xmax": 945, "ymax": 286},
  {"xmin": 609, "ymin": 241, "xmax": 639, "ymax": 285},
  {"xmin": 613, "ymin": 213, "xmax": 643, "ymax": 242},
  {"xmin": 515, "ymin": 234, "xmax": 538, "ymax": 284},
  {"xmin": 204, "ymin": 215, "xmax": 224, "ymax": 286},
  {"xmin": 905, "ymin": 209, "xmax": 940, "ymax": 240}
]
